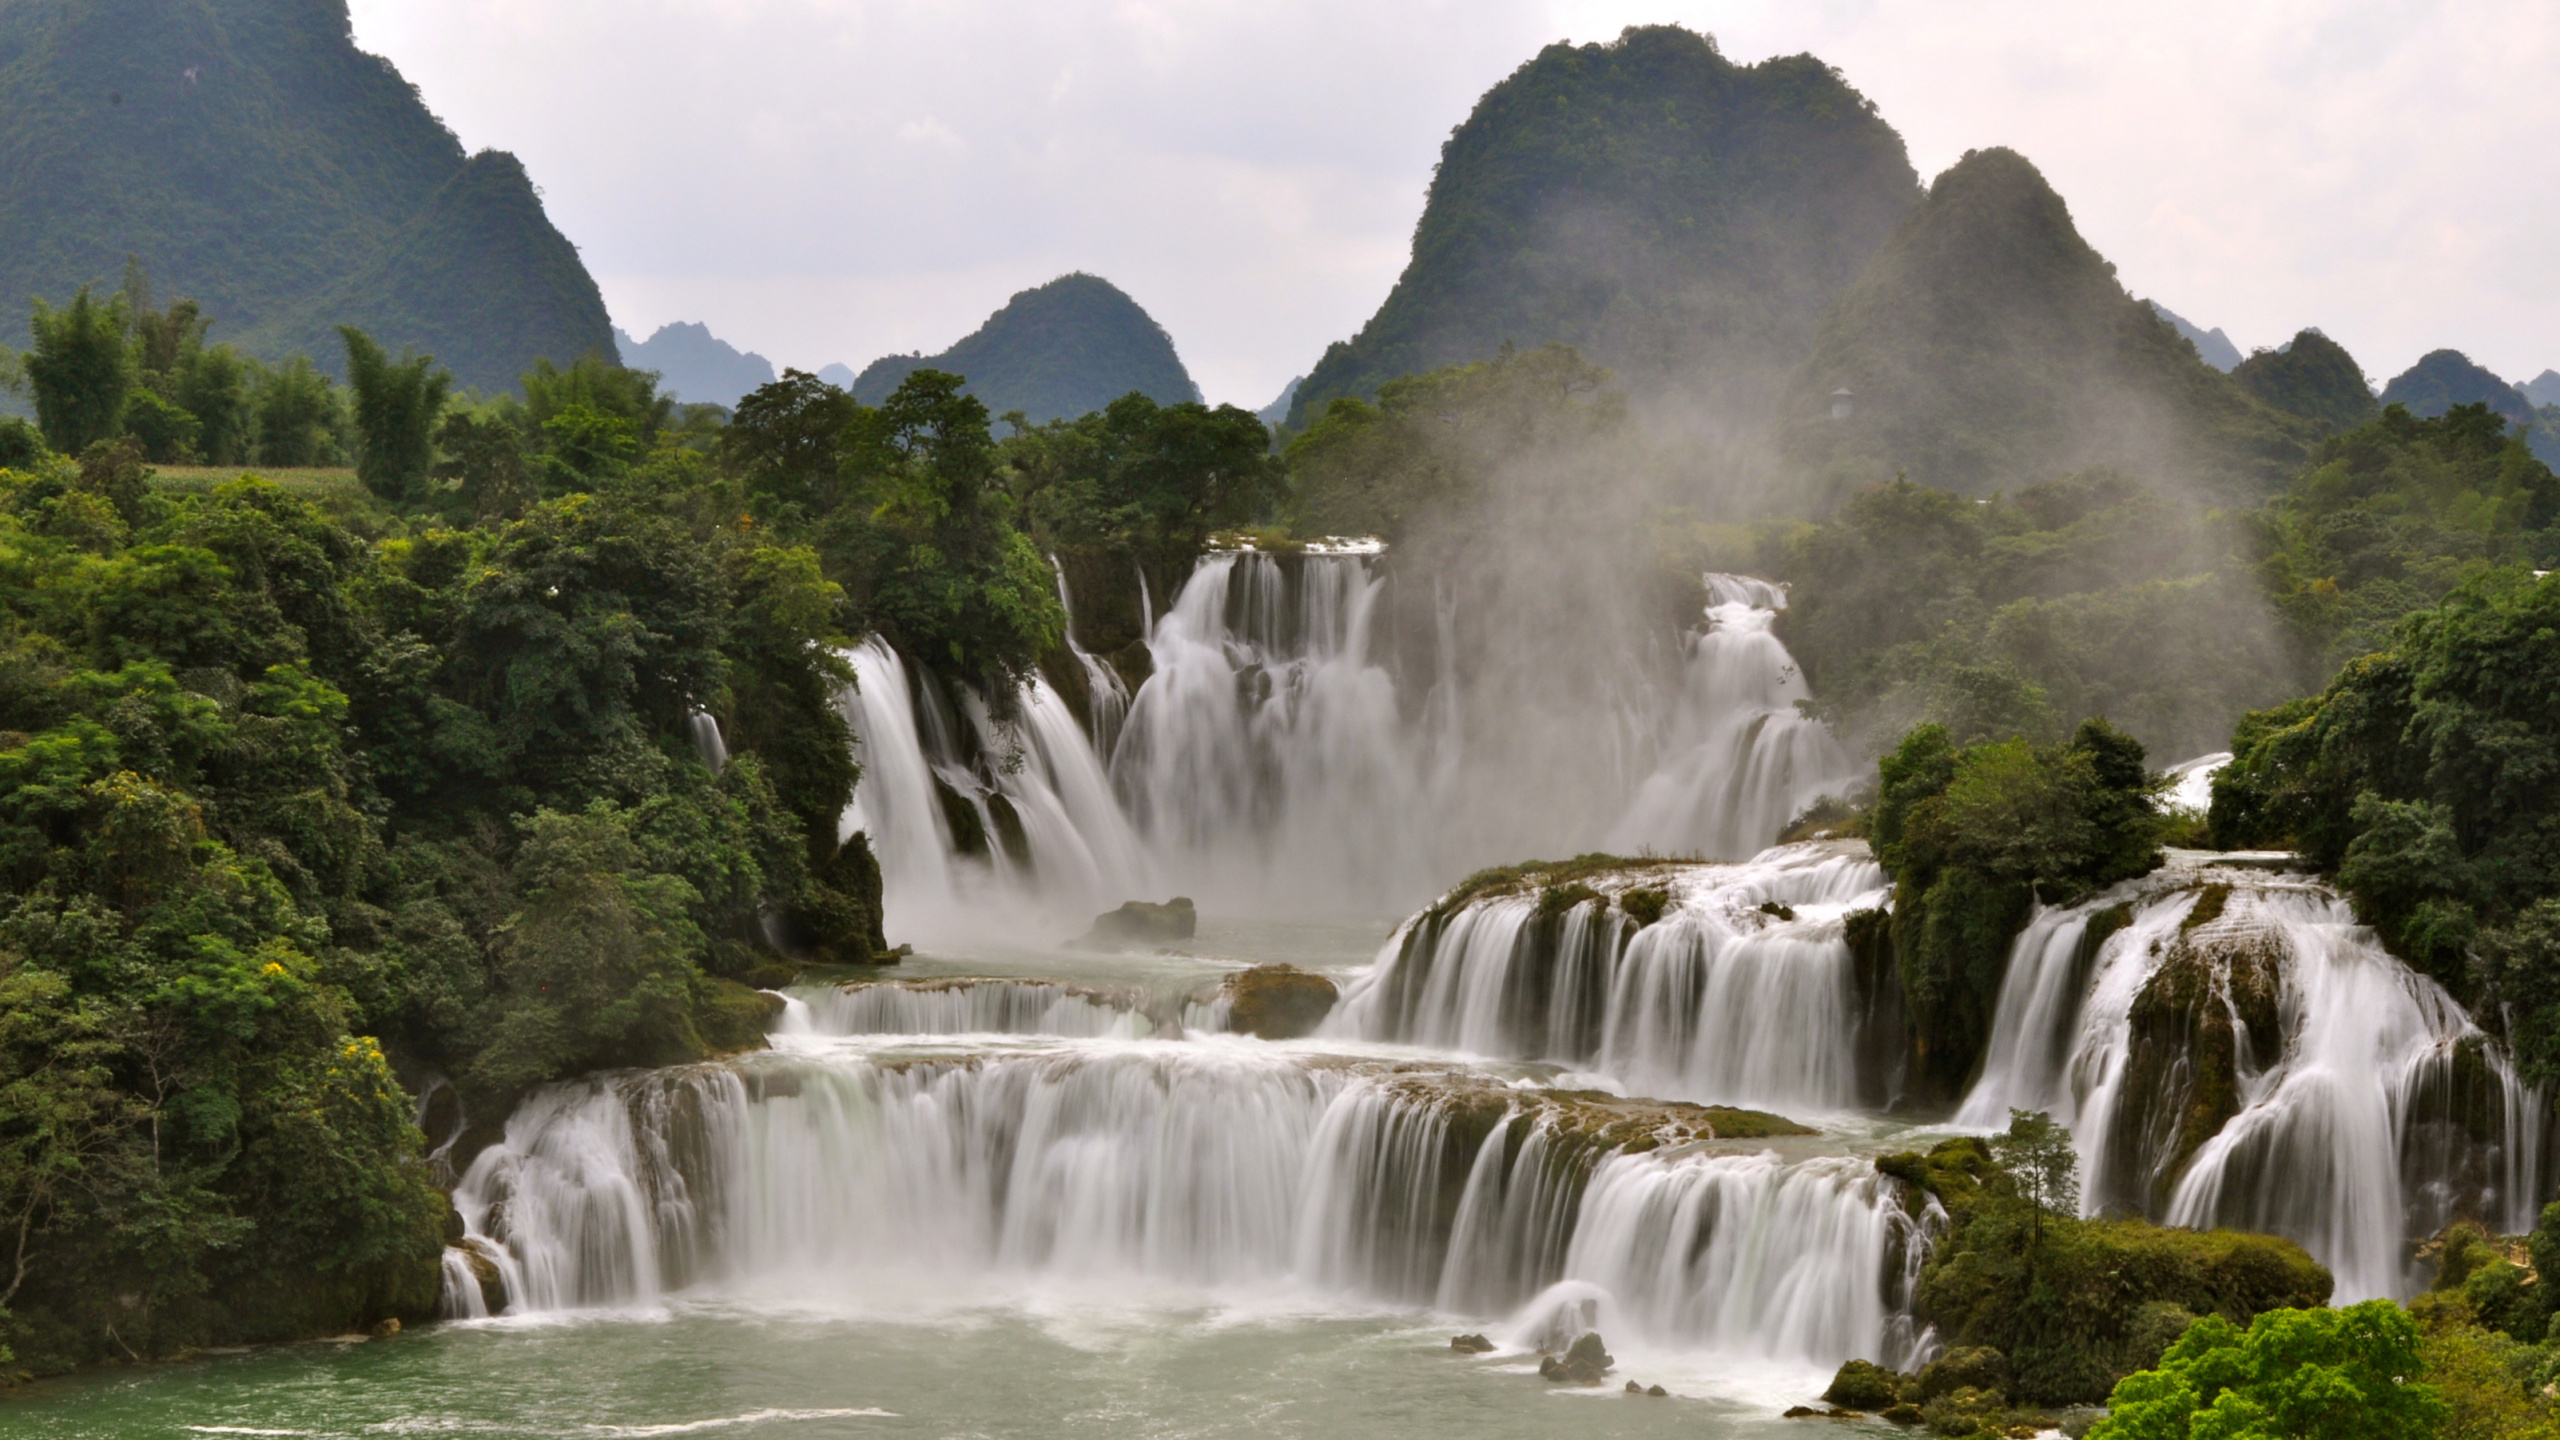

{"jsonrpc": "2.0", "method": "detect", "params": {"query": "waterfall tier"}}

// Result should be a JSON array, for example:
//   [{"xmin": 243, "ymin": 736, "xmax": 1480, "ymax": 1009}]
[
  {"xmin": 445, "ymin": 1043, "xmax": 1927, "ymax": 1370},
  {"xmin": 1957, "ymin": 858, "xmax": 2554, "ymax": 1301},
  {"xmin": 1330, "ymin": 842, "xmax": 1897, "ymax": 1112}
]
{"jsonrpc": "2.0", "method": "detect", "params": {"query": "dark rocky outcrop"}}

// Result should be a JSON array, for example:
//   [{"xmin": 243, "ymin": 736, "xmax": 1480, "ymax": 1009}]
[
  {"xmin": 1538, "ymin": 1331, "xmax": 1613, "ymax": 1385},
  {"xmin": 1071, "ymin": 897, "xmax": 1196, "ymax": 950},
  {"xmin": 1823, "ymin": 1357, "xmax": 1901, "ymax": 1410},
  {"xmin": 1222, "ymin": 964, "xmax": 1338, "ymax": 1039},
  {"xmin": 1450, "ymin": 1333, "xmax": 1496, "ymax": 1353}
]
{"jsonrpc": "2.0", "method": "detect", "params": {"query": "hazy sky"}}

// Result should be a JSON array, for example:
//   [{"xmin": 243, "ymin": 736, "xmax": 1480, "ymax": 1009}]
[{"xmin": 347, "ymin": 0, "xmax": 2559, "ymax": 409}]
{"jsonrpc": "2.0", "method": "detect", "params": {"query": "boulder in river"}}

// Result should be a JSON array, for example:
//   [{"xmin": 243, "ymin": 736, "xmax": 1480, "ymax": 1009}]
[
  {"xmin": 1072, "ymin": 897, "xmax": 1197, "ymax": 950},
  {"xmin": 1450, "ymin": 1333, "xmax": 1495, "ymax": 1353},
  {"xmin": 1223, "ymin": 964, "xmax": 1338, "ymax": 1039},
  {"xmin": 1823, "ymin": 1357, "xmax": 1902, "ymax": 1410},
  {"xmin": 1538, "ymin": 1331, "xmax": 1613, "ymax": 1385}
]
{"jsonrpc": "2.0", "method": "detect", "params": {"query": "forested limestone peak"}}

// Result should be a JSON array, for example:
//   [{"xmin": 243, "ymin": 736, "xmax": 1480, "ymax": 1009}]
[
  {"xmin": 0, "ymin": 0, "xmax": 614, "ymax": 391},
  {"xmin": 1285, "ymin": 24, "xmax": 1921, "ymax": 429},
  {"xmin": 850, "ymin": 273, "xmax": 1200, "ymax": 427},
  {"xmin": 2232, "ymin": 329, "xmax": 2377, "ymax": 438},
  {"xmin": 2381, "ymin": 348, "xmax": 2536, "ymax": 427},
  {"xmin": 617, "ymin": 321, "xmax": 779, "ymax": 409},
  {"xmin": 1778, "ymin": 146, "xmax": 2312, "ymax": 501}
]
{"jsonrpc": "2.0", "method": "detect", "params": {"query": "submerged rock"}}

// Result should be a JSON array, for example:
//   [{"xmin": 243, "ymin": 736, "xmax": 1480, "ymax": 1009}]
[
  {"xmin": 1072, "ymin": 897, "xmax": 1196, "ymax": 950},
  {"xmin": 1539, "ymin": 1331, "xmax": 1613, "ymax": 1385},
  {"xmin": 1223, "ymin": 964, "xmax": 1338, "ymax": 1039}
]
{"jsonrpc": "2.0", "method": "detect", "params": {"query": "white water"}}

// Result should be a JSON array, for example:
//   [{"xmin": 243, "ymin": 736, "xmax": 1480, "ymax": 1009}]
[
  {"xmin": 792, "ymin": 978, "xmax": 1158, "ymax": 1039},
  {"xmin": 446, "ymin": 1042, "xmax": 1913, "ymax": 1368},
  {"xmin": 1329, "ymin": 843, "xmax": 1891, "ymax": 1113},
  {"xmin": 1957, "ymin": 864, "xmax": 2551, "ymax": 1301},
  {"xmin": 845, "ymin": 557, "xmax": 1851, "ymax": 938},
  {"xmin": 1611, "ymin": 577, "xmax": 1858, "ymax": 859}
]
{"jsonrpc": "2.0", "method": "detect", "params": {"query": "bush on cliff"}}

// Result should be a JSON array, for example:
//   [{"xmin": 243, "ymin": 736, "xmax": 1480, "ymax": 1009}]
[{"xmin": 1871, "ymin": 718, "xmax": 2164, "ymax": 1097}]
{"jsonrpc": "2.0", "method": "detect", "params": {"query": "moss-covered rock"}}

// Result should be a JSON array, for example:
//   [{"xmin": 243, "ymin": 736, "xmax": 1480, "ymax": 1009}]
[
  {"xmin": 697, "ymin": 978, "xmax": 784, "ymax": 1054},
  {"xmin": 2101, "ymin": 923, "xmax": 2281, "ymax": 1213},
  {"xmin": 1223, "ymin": 964, "xmax": 1338, "ymax": 1039},
  {"xmin": 1910, "ymin": 1346, "xmax": 2008, "ymax": 1402},
  {"xmin": 1539, "ymin": 1331, "xmax": 1613, "ymax": 1384},
  {"xmin": 1824, "ymin": 1357, "xmax": 1903, "ymax": 1409}
]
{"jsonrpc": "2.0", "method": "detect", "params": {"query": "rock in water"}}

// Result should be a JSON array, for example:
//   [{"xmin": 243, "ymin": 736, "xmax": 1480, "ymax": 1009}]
[
  {"xmin": 1539, "ymin": 1332, "xmax": 1613, "ymax": 1385},
  {"xmin": 1451, "ymin": 1333, "xmax": 1495, "ymax": 1353},
  {"xmin": 1071, "ymin": 897, "xmax": 1196, "ymax": 950},
  {"xmin": 1224, "ymin": 964, "xmax": 1339, "ymax": 1039},
  {"xmin": 1824, "ymin": 1357, "xmax": 1902, "ymax": 1410}
]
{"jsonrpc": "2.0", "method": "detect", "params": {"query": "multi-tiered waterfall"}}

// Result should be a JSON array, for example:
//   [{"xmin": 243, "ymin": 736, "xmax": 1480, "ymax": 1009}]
[{"xmin": 838, "ymin": 553, "xmax": 1854, "ymax": 939}]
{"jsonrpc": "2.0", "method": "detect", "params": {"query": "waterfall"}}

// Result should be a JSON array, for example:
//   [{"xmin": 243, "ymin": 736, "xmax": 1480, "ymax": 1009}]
[
  {"xmin": 1329, "ymin": 843, "xmax": 1892, "ymax": 1112},
  {"xmin": 1050, "ymin": 555, "xmax": 1130, "ymax": 755},
  {"xmin": 446, "ymin": 1045, "xmax": 1914, "ymax": 1359},
  {"xmin": 838, "ymin": 556, "xmax": 1852, "ymax": 937},
  {"xmin": 793, "ymin": 978, "xmax": 1159, "ymax": 1039},
  {"xmin": 1956, "ymin": 864, "xmax": 2553, "ymax": 1301},
  {"xmin": 1609, "ymin": 575, "xmax": 1857, "ymax": 859},
  {"xmin": 1109, "ymin": 551, "xmax": 1435, "ymax": 912},
  {"xmin": 838, "ymin": 636, "xmax": 1149, "ymax": 940}
]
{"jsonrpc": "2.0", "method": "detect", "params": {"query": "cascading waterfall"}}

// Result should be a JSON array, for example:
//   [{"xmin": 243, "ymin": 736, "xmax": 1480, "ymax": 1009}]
[
  {"xmin": 1610, "ymin": 575, "xmax": 1858, "ymax": 860},
  {"xmin": 1957, "ymin": 863, "xmax": 2552, "ymax": 1301},
  {"xmin": 841, "ymin": 555, "xmax": 1855, "ymax": 935},
  {"xmin": 1330, "ymin": 843, "xmax": 1892, "ymax": 1112},
  {"xmin": 1110, "ymin": 550, "xmax": 1436, "ymax": 911},
  {"xmin": 445, "ymin": 1045, "xmax": 1917, "ymax": 1359},
  {"xmin": 789, "ymin": 977, "xmax": 1159, "ymax": 1039},
  {"xmin": 837, "ymin": 636, "xmax": 1149, "ymax": 938}
]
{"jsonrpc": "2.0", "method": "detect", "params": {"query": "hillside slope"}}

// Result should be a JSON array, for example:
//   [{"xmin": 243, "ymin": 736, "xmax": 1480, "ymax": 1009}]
[
  {"xmin": 1777, "ymin": 147, "xmax": 2311, "ymax": 500},
  {"xmin": 1287, "ymin": 25, "xmax": 1919, "ymax": 429},
  {"xmin": 851, "ymin": 273, "xmax": 1198, "ymax": 425},
  {"xmin": 0, "ymin": 0, "xmax": 615, "ymax": 390}
]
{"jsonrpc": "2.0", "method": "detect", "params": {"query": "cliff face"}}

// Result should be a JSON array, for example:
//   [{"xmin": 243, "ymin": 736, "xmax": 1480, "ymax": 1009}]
[
  {"xmin": 0, "ymin": 0, "xmax": 615, "ymax": 389},
  {"xmin": 1289, "ymin": 25, "xmax": 1920, "ymax": 430}
]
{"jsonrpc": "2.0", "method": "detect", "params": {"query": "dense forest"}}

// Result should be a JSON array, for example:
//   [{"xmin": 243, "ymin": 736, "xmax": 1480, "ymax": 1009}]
[{"xmin": 0, "ymin": 278, "xmax": 1275, "ymax": 1372}]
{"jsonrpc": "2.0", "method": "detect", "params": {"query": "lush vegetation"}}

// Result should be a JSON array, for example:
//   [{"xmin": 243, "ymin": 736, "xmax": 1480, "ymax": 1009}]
[
  {"xmin": 2210, "ymin": 570, "xmax": 2560, "ymax": 1073},
  {"xmin": 851, "ymin": 274, "xmax": 1200, "ymax": 429},
  {"xmin": 0, "ymin": 252, "xmax": 1281, "ymax": 1370},
  {"xmin": 1867, "ymin": 720, "xmax": 2164, "ymax": 1097},
  {"xmin": 0, "ymin": 0, "xmax": 611, "ymax": 391},
  {"xmin": 1770, "ymin": 402, "xmax": 2560, "ymax": 764},
  {"xmin": 1289, "ymin": 24, "xmax": 1919, "ymax": 428},
  {"xmin": 2231, "ymin": 330, "xmax": 2379, "ymax": 438},
  {"xmin": 1778, "ymin": 147, "xmax": 2312, "ymax": 504}
]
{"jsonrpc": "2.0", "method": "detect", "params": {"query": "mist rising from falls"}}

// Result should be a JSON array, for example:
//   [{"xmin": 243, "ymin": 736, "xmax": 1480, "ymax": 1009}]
[
  {"xmin": 842, "ymin": 555, "xmax": 1852, "ymax": 938},
  {"xmin": 1958, "ymin": 865, "xmax": 2553, "ymax": 1301},
  {"xmin": 1330, "ymin": 843, "xmax": 1892, "ymax": 1112},
  {"xmin": 444, "ymin": 1045, "xmax": 1921, "ymax": 1368},
  {"xmin": 1611, "ymin": 576, "xmax": 1857, "ymax": 859}
]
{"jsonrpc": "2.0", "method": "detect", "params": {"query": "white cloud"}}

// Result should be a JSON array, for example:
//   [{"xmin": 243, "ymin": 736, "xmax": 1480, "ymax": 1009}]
[{"xmin": 348, "ymin": 0, "xmax": 2560, "ymax": 407}]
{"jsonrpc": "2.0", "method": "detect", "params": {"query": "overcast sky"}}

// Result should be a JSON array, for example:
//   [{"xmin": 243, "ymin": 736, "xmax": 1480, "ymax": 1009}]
[{"xmin": 347, "ymin": 0, "xmax": 2559, "ymax": 409}]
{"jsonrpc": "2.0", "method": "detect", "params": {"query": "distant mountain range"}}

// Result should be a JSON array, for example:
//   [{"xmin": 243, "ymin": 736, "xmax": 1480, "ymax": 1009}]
[
  {"xmin": 2148, "ymin": 304, "xmax": 2243, "ymax": 371},
  {"xmin": 848, "ymin": 274, "xmax": 1198, "ymax": 426},
  {"xmin": 616, "ymin": 322, "xmax": 776, "ymax": 409},
  {"xmin": 0, "ymin": 0, "xmax": 614, "ymax": 391},
  {"xmin": 1778, "ymin": 147, "xmax": 2312, "ymax": 499},
  {"xmin": 1288, "ymin": 25, "xmax": 1921, "ymax": 429},
  {"xmin": 2525, "ymin": 370, "xmax": 2560, "ymax": 409},
  {"xmin": 2377, "ymin": 350, "xmax": 2560, "ymax": 468}
]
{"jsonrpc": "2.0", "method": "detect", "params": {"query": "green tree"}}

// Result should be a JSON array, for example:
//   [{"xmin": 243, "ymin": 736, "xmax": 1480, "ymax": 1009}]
[
  {"xmin": 433, "ymin": 409, "xmax": 534, "ymax": 519},
  {"xmin": 829, "ymin": 369, "xmax": 1063, "ymax": 702},
  {"xmin": 1011, "ymin": 390, "xmax": 1282, "ymax": 564},
  {"xmin": 253, "ymin": 357, "xmax": 343, "ymax": 468},
  {"xmin": 1873, "ymin": 718, "xmax": 2165, "ymax": 1097},
  {"xmin": 1991, "ymin": 1108, "xmax": 2081, "ymax": 1249},
  {"xmin": 725, "ymin": 369, "xmax": 861, "ymax": 517},
  {"xmin": 174, "ymin": 347, "xmax": 256, "ymax": 467},
  {"xmin": 2092, "ymin": 1301, "xmax": 2445, "ymax": 1440},
  {"xmin": 522, "ymin": 351, "xmax": 673, "ymax": 447},
  {"xmin": 339, "ymin": 327, "xmax": 450, "ymax": 502},
  {"xmin": 25, "ymin": 289, "xmax": 132, "ymax": 455}
]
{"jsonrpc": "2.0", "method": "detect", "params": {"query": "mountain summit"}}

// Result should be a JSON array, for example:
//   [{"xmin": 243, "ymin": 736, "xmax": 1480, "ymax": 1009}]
[
  {"xmin": 0, "ymin": 0, "xmax": 615, "ymax": 390},
  {"xmin": 1288, "ymin": 25, "xmax": 1919, "ymax": 428},
  {"xmin": 851, "ymin": 274, "xmax": 1199, "ymax": 425},
  {"xmin": 1779, "ymin": 147, "xmax": 2308, "ymax": 498}
]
